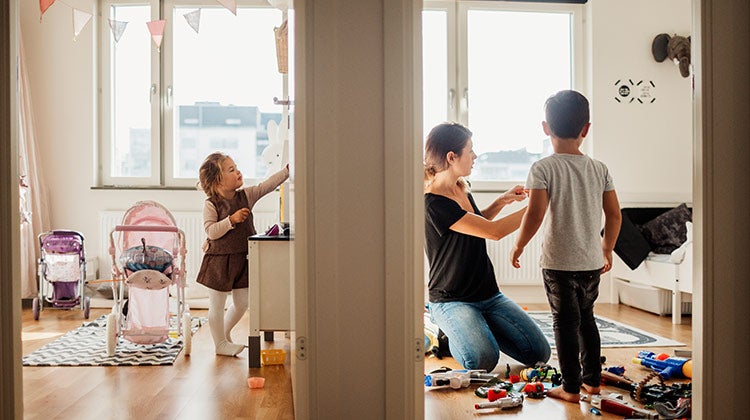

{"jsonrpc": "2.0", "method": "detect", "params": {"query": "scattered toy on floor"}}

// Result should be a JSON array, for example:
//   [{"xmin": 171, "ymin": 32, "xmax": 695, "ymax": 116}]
[
  {"xmin": 632, "ymin": 350, "xmax": 692, "ymax": 379},
  {"xmin": 423, "ymin": 368, "xmax": 496, "ymax": 389},
  {"xmin": 474, "ymin": 393, "xmax": 524, "ymax": 411}
]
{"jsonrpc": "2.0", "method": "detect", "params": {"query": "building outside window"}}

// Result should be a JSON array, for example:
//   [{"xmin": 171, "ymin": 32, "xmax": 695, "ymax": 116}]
[
  {"xmin": 99, "ymin": 0, "xmax": 287, "ymax": 187},
  {"xmin": 423, "ymin": 0, "xmax": 583, "ymax": 190}
]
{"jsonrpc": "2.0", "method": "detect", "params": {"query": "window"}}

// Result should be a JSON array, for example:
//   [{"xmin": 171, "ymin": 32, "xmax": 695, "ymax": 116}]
[
  {"xmin": 422, "ymin": 1, "xmax": 583, "ymax": 189},
  {"xmin": 100, "ymin": 0, "xmax": 288, "ymax": 187}
]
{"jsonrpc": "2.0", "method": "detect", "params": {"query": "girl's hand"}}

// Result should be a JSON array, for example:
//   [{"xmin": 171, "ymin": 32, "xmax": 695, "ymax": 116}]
[{"xmin": 230, "ymin": 208, "xmax": 251, "ymax": 226}]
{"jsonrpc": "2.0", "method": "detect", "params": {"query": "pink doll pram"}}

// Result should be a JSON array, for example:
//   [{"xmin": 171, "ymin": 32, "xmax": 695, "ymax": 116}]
[
  {"xmin": 106, "ymin": 201, "xmax": 191, "ymax": 357},
  {"xmin": 33, "ymin": 230, "xmax": 90, "ymax": 320}
]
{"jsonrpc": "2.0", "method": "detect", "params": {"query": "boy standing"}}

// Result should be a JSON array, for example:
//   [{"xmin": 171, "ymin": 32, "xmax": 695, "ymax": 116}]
[{"xmin": 510, "ymin": 90, "xmax": 621, "ymax": 402}]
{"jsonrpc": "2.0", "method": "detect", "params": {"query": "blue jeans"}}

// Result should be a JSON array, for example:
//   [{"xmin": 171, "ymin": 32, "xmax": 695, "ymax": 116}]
[
  {"xmin": 428, "ymin": 292, "xmax": 551, "ymax": 371},
  {"xmin": 542, "ymin": 268, "xmax": 602, "ymax": 393}
]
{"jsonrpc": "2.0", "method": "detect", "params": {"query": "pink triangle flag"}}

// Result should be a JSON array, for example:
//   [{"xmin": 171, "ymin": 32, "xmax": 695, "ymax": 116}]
[
  {"xmin": 40, "ymin": 0, "xmax": 55, "ymax": 21},
  {"xmin": 183, "ymin": 9, "xmax": 201, "ymax": 34},
  {"xmin": 108, "ymin": 19, "xmax": 128, "ymax": 43},
  {"xmin": 146, "ymin": 19, "xmax": 167, "ymax": 50},
  {"xmin": 72, "ymin": 9, "xmax": 92, "ymax": 41},
  {"xmin": 216, "ymin": 0, "xmax": 237, "ymax": 16}
]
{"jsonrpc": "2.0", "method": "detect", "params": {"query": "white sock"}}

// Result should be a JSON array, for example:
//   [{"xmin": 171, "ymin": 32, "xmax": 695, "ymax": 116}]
[
  {"xmin": 224, "ymin": 288, "xmax": 248, "ymax": 344},
  {"xmin": 215, "ymin": 340, "xmax": 245, "ymax": 356}
]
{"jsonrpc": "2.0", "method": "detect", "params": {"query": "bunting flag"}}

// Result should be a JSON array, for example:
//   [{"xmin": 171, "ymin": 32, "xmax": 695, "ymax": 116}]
[
  {"xmin": 40, "ymin": 0, "xmax": 56, "ymax": 21},
  {"xmin": 217, "ymin": 0, "xmax": 237, "ymax": 16},
  {"xmin": 72, "ymin": 9, "xmax": 92, "ymax": 41},
  {"xmin": 108, "ymin": 19, "xmax": 128, "ymax": 43},
  {"xmin": 267, "ymin": 0, "xmax": 289, "ymax": 11},
  {"xmin": 146, "ymin": 19, "xmax": 167, "ymax": 50},
  {"xmin": 183, "ymin": 9, "xmax": 201, "ymax": 34}
]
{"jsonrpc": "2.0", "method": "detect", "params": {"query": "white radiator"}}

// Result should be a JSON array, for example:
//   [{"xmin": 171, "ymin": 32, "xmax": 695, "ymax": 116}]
[
  {"xmin": 487, "ymin": 232, "xmax": 544, "ymax": 285},
  {"xmin": 98, "ymin": 210, "xmax": 279, "ymax": 299}
]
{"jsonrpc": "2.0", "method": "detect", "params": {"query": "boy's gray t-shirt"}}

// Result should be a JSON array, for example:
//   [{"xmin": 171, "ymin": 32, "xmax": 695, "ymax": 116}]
[{"xmin": 526, "ymin": 153, "xmax": 615, "ymax": 271}]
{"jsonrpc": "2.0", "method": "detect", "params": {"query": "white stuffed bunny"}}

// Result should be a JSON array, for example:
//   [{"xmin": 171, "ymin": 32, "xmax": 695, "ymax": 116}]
[{"xmin": 261, "ymin": 119, "xmax": 287, "ymax": 175}]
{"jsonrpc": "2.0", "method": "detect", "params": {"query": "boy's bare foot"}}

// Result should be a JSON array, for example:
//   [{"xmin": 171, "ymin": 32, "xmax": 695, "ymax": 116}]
[
  {"xmin": 582, "ymin": 384, "xmax": 601, "ymax": 394},
  {"xmin": 546, "ymin": 386, "xmax": 581, "ymax": 403}
]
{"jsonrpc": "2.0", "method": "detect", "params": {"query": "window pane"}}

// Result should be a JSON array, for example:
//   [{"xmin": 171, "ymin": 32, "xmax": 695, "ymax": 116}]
[
  {"xmin": 172, "ymin": 7, "xmax": 283, "ymax": 179},
  {"xmin": 422, "ymin": 10, "xmax": 448, "ymax": 139},
  {"xmin": 466, "ymin": 10, "xmax": 572, "ymax": 182},
  {"xmin": 110, "ymin": 5, "xmax": 152, "ymax": 178}
]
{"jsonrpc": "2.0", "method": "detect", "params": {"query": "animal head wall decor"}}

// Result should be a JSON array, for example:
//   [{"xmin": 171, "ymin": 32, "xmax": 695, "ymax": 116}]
[{"xmin": 652, "ymin": 33, "xmax": 691, "ymax": 78}]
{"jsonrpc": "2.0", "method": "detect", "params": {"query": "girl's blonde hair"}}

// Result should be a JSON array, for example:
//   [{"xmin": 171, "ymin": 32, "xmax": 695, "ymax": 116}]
[
  {"xmin": 424, "ymin": 122, "xmax": 472, "ymax": 192},
  {"xmin": 197, "ymin": 152, "xmax": 230, "ymax": 204}
]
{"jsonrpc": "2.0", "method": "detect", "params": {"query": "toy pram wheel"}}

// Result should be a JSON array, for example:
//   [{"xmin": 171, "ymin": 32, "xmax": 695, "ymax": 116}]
[
  {"xmin": 32, "ymin": 297, "xmax": 40, "ymax": 320},
  {"xmin": 182, "ymin": 312, "xmax": 192, "ymax": 356},
  {"xmin": 83, "ymin": 296, "xmax": 91, "ymax": 319},
  {"xmin": 106, "ymin": 312, "xmax": 117, "ymax": 356}
]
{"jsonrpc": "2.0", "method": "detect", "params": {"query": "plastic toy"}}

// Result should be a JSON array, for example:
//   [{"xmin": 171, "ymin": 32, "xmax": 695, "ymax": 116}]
[
  {"xmin": 261, "ymin": 349, "xmax": 287, "ymax": 365},
  {"xmin": 474, "ymin": 378, "xmax": 513, "ymax": 398},
  {"xmin": 632, "ymin": 351, "xmax": 692, "ymax": 379},
  {"xmin": 520, "ymin": 364, "xmax": 561, "ymax": 386},
  {"xmin": 600, "ymin": 368, "xmax": 692, "ymax": 405},
  {"xmin": 474, "ymin": 393, "xmax": 524, "ymax": 410},
  {"xmin": 424, "ymin": 368, "xmax": 496, "ymax": 389},
  {"xmin": 522, "ymin": 382, "xmax": 546, "ymax": 398},
  {"xmin": 247, "ymin": 377, "xmax": 265, "ymax": 389},
  {"xmin": 487, "ymin": 388, "xmax": 508, "ymax": 401},
  {"xmin": 590, "ymin": 394, "xmax": 658, "ymax": 419}
]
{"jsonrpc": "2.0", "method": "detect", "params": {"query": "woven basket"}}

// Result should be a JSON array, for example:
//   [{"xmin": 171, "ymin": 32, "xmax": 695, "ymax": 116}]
[{"xmin": 274, "ymin": 20, "xmax": 288, "ymax": 74}]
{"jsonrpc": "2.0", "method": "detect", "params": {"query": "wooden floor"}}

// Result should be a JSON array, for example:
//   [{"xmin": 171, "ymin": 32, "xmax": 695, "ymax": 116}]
[
  {"xmin": 21, "ymin": 306, "xmax": 294, "ymax": 419},
  {"xmin": 22, "ymin": 303, "xmax": 691, "ymax": 419},
  {"xmin": 424, "ymin": 303, "xmax": 693, "ymax": 420}
]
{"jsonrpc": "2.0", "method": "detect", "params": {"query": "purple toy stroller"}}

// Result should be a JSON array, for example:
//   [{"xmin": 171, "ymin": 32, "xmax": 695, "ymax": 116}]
[
  {"xmin": 106, "ymin": 201, "xmax": 191, "ymax": 357},
  {"xmin": 33, "ymin": 230, "xmax": 90, "ymax": 320}
]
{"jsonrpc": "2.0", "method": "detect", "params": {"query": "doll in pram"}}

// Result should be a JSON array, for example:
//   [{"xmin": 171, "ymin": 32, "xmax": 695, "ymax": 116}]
[
  {"xmin": 33, "ymin": 230, "xmax": 90, "ymax": 320},
  {"xmin": 106, "ymin": 201, "xmax": 191, "ymax": 357}
]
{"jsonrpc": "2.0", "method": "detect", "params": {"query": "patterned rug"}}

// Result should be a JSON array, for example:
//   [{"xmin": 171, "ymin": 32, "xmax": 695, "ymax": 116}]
[
  {"xmin": 22, "ymin": 315, "xmax": 206, "ymax": 366},
  {"xmin": 528, "ymin": 311, "xmax": 685, "ymax": 348}
]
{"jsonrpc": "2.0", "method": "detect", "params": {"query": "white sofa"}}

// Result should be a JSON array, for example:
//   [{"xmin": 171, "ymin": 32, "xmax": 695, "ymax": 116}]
[{"xmin": 609, "ymin": 207, "xmax": 693, "ymax": 324}]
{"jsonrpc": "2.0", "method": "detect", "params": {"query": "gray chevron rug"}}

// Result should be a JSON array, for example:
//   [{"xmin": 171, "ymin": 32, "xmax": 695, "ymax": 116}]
[
  {"xmin": 528, "ymin": 311, "xmax": 685, "ymax": 348},
  {"xmin": 22, "ymin": 315, "xmax": 206, "ymax": 366}
]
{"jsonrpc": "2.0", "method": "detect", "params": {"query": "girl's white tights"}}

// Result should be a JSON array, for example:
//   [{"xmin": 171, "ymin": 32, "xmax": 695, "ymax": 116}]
[{"xmin": 208, "ymin": 288, "xmax": 248, "ymax": 356}]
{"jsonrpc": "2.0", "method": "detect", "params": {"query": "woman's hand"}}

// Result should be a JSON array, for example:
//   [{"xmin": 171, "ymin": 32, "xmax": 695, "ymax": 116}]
[
  {"xmin": 501, "ymin": 184, "xmax": 528, "ymax": 204},
  {"xmin": 229, "ymin": 208, "xmax": 250, "ymax": 226}
]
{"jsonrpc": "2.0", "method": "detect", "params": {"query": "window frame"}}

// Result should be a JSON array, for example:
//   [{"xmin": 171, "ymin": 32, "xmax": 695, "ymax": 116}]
[
  {"xmin": 98, "ymin": 0, "xmax": 286, "ymax": 188},
  {"xmin": 423, "ymin": 0, "xmax": 586, "ymax": 192},
  {"xmin": 99, "ymin": 0, "xmax": 161, "ymax": 187}
]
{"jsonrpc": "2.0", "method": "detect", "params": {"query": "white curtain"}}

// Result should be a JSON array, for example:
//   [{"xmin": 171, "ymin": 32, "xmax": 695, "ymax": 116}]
[{"xmin": 18, "ymin": 39, "xmax": 50, "ymax": 298}]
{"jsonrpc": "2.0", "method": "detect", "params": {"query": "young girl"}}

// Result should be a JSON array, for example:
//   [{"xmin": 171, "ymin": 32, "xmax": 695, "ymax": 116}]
[{"xmin": 196, "ymin": 152, "xmax": 289, "ymax": 356}]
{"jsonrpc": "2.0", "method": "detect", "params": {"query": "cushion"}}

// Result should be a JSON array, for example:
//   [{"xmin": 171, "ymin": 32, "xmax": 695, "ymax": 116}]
[
  {"xmin": 125, "ymin": 270, "xmax": 171, "ymax": 290},
  {"xmin": 119, "ymin": 244, "xmax": 173, "ymax": 273},
  {"xmin": 639, "ymin": 203, "xmax": 692, "ymax": 254},
  {"xmin": 612, "ymin": 210, "xmax": 652, "ymax": 270}
]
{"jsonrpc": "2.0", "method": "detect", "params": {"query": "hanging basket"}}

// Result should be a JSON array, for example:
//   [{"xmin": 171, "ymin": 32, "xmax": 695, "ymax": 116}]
[{"xmin": 274, "ymin": 20, "xmax": 288, "ymax": 74}]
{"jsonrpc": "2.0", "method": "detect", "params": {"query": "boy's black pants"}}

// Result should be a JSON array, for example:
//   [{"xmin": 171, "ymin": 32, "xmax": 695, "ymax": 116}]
[{"xmin": 542, "ymin": 268, "xmax": 602, "ymax": 394}]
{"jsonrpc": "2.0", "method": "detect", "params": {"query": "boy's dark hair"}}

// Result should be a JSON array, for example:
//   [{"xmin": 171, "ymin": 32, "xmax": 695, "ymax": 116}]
[{"xmin": 544, "ymin": 90, "xmax": 590, "ymax": 139}]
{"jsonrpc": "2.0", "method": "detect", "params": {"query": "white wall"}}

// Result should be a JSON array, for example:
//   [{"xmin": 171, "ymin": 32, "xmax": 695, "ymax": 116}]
[
  {"xmin": 19, "ymin": 1, "xmax": 280, "ymax": 289},
  {"xmin": 590, "ymin": 0, "xmax": 693, "ymax": 205}
]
